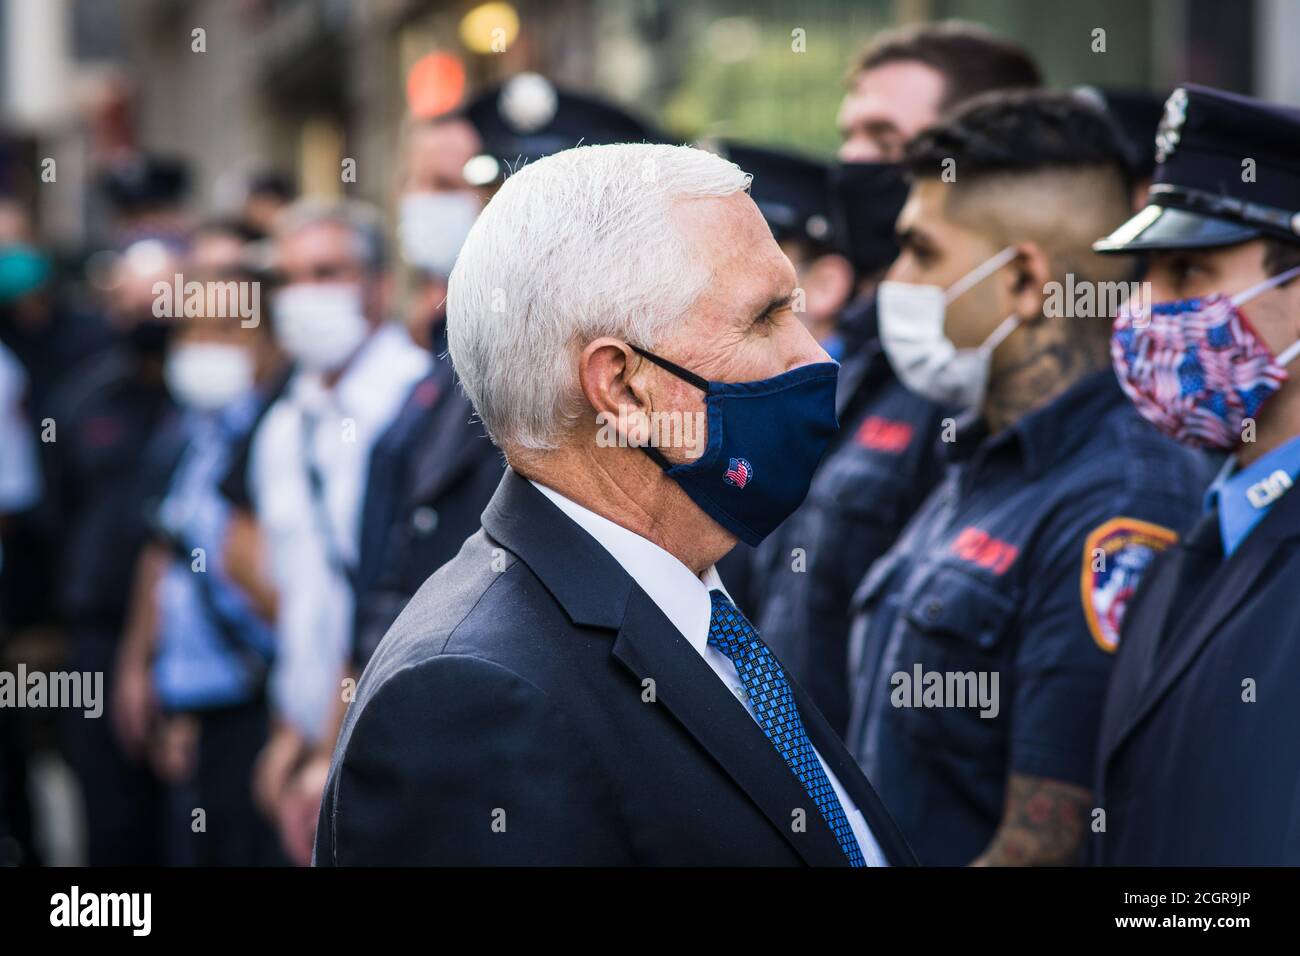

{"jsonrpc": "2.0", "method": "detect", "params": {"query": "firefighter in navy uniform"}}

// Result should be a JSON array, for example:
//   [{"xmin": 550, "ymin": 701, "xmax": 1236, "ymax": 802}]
[
  {"xmin": 743, "ymin": 152, "xmax": 953, "ymax": 735},
  {"xmin": 1093, "ymin": 86, "xmax": 1300, "ymax": 865},
  {"xmin": 844, "ymin": 91, "xmax": 1215, "ymax": 866},
  {"xmin": 746, "ymin": 23, "xmax": 1043, "ymax": 734},
  {"xmin": 707, "ymin": 142, "xmax": 865, "ymax": 616},
  {"xmin": 754, "ymin": 212, "xmax": 951, "ymax": 734}
]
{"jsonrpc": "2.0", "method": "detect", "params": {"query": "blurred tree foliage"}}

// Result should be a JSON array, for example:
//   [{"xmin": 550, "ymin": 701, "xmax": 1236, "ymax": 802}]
[
  {"xmin": 662, "ymin": 1, "xmax": 892, "ymax": 156},
  {"xmin": 659, "ymin": 0, "xmax": 1154, "ymax": 158}
]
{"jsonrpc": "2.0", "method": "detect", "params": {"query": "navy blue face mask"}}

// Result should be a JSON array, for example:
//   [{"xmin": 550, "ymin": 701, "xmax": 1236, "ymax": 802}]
[{"xmin": 630, "ymin": 345, "xmax": 840, "ymax": 546}]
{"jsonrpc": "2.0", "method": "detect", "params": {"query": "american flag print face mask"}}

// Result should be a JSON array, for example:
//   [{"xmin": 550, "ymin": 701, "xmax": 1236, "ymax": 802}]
[{"xmin": 1111, "ymin": 266, "xmax": 1300, "ymax": 450}]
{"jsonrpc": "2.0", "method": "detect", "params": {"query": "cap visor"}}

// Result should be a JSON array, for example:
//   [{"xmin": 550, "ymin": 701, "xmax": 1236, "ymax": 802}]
[{"xmin": 1093, "ymin": 204, "xmax": 1261, "ymax": 253}]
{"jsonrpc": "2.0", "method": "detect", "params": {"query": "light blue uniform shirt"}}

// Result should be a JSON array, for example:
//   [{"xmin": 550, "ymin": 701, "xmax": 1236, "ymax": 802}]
[
  {"xmin": 152, "ymin": 396, "xmax": 275, "ymax": 711},
  {"xmin": 1205, "ymin": 434, "xmax": 1300, "ymax": 556}
]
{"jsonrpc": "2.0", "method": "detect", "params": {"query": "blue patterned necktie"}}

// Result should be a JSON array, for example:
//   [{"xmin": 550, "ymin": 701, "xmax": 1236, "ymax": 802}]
[{"xmin": 707, "ymin": 589, "xmax": 866, "ymax": 866}]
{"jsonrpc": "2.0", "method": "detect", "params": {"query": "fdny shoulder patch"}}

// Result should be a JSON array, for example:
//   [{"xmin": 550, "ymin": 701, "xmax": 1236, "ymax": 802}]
[{"xmin": 1081, "ymin": 517, "xmax": 1178, "ymax": 653}]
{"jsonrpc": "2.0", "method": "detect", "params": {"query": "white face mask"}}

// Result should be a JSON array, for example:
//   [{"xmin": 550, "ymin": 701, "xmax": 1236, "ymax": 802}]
[
  {"xmin": 878, "ymin": 245, "xmax": 1020, "ymax": 408},
  {"xmin": 398, "ymin": 191, "xmax": 480, "ymax": 277},
  {"xmin": 272, "ymin": 283, "xmax": 370, "ymax": 373},
  {"xmin": 165, "ymin": 342, "xmax": 255, "ymax": 411}
]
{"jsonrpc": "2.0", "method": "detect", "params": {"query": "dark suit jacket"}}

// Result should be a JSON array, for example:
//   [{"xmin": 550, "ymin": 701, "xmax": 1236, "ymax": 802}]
[
  {"xmin": 1095, "ymin": 485, "xmax": 1300, "ymax": 865},
  {"xmin": 316, "ymin": 468, "xmax": 916, "ymax": 866}
]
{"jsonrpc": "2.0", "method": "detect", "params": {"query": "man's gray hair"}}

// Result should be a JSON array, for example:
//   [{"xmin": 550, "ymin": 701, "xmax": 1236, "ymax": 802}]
[
  {"xmin": 447, "ymin": 143, "xmax": 750, "ymax": 451},
  {"xmin": 276, "ymin": 197, "xmax": 387, "ymax": 272}
]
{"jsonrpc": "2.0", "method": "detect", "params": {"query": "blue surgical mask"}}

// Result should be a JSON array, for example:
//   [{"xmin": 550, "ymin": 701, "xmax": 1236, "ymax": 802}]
[{"xmin": 630, "ymin": 345, "xmax": 840, "ymax": 546}]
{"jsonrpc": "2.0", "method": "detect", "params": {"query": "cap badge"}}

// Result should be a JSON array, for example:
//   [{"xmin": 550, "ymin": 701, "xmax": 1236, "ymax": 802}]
[
  {"xmin": 1155, "ymin": 87, "xmax": 1188, "ymax": 165},
  {"xmin": 724, "ymin": 457, "xmax": 752, "ymax": 489},
  {"xmin": 499, "ymin": 72, "xmax": 557, "ymax": 134}
]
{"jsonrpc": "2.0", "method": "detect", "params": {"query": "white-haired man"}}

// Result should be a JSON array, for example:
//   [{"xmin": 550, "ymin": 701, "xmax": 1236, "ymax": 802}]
[{"xmin": 314, "ymin": 143, "xmax": 915, "ymax": 866}]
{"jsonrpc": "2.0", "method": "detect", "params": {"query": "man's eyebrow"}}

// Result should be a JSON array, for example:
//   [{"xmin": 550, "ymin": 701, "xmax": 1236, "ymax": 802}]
[
  {"xmin": 753, "ymin": 292, "xmax": 794, "ymax": 323},
  {"xmin": 864, "ymin": 119, "xmax": 900, "ymax": 138}
]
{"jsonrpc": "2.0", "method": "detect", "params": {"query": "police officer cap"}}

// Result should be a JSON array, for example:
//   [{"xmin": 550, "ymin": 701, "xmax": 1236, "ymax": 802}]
[
  {"xmin": 100, "ymin": 155, "xmax": 190, "ymax": 211},
  {"xmin": 714, "ymin": 141, "xmax": 834, "ymax": 252},
  {"xmin": 462, "ymin": 73, "xmax": 667, "ymax": 186},
  {"xmin": 1095, "ymin": 84, "xmax": 1300, "ymax": 253},
  {"xmin": 1074, "ymin": 86, "xmax": 1167, "ymax": 182}
]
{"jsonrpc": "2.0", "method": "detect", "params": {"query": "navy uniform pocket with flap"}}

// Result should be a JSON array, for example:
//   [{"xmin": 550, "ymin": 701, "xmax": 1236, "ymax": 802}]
[{"xmin": 890, "ymin": 562, "xmax": 1019, "ymax": 752}]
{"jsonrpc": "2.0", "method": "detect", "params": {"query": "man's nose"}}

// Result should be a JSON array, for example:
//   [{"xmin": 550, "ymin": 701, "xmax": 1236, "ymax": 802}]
[
  {"xmin": 783, "ymin": 322, "xmax": 834, "ymax": 372},
  {"xmin": 838, "ymin": 138, "xmax": 880, "ymax": 164}
]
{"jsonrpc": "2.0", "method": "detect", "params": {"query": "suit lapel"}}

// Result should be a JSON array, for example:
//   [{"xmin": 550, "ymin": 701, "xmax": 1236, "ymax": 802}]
[
  {"xmin": 1131, "ymin": 550, "xmax": 1188, "ymax": 691},
  {"xmin": 611, "ymin": 586, "xmax": 850, "ymax": 867},
  {"xmin": 1111, "ymin": 490, "xmax": 1300, "ymax": 755},
  {"xmin": 1097, "ymin": 544, "xmax": 1185, "ymax": 766}
]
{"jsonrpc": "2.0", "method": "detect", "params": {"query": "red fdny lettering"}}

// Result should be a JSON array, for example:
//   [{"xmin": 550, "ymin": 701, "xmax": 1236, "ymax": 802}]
[
  {"xmin": 854, "ymin": 415, "xmax": 914, "ymax": 454},
  {"xmin": 949, "ymin": 527, "xmax": 1019, "ymax": 575}
]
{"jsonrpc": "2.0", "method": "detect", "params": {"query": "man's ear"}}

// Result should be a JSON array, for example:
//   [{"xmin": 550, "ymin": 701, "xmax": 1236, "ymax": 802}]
[
  {"xmin": 578, "ymin": 337, "xmax": 654, "ymax": 448},
  {"xmin": 1007, "ymin": 241, "xmax": 1052, "ymax": 325}
]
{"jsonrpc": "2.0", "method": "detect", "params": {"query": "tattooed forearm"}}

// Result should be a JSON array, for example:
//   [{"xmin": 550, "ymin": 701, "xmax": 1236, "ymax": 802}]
[{"xmin": 970, "ymin": 773, "xmax": 1091, "ymax": 866}]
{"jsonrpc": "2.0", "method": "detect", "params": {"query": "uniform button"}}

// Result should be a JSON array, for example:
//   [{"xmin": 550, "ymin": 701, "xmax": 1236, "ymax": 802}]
[
  {"xmin": 411, "ymin": 506, "xmax": 439, "ymax": 536},
  {"xmin": 925, "ymin": 600, "xmax": 943, "ymax": 621}
]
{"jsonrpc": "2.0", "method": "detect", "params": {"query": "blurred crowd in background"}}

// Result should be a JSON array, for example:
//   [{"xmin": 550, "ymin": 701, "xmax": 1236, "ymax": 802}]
[{"xmin": 0, "ymin": 0, "xmax": 1294, "ymax": 867}]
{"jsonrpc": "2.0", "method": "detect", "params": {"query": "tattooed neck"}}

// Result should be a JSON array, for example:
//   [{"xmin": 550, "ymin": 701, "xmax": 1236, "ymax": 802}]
[{"xmin": 982, "ymin": 327, "xmax": 1107, "ymax": 433}]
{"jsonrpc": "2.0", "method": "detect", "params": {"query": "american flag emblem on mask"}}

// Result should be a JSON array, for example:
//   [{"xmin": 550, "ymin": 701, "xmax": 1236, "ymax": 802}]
[{"xmin": 724, "ymin": 457, "xmax": 753, "ymax": 489}]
